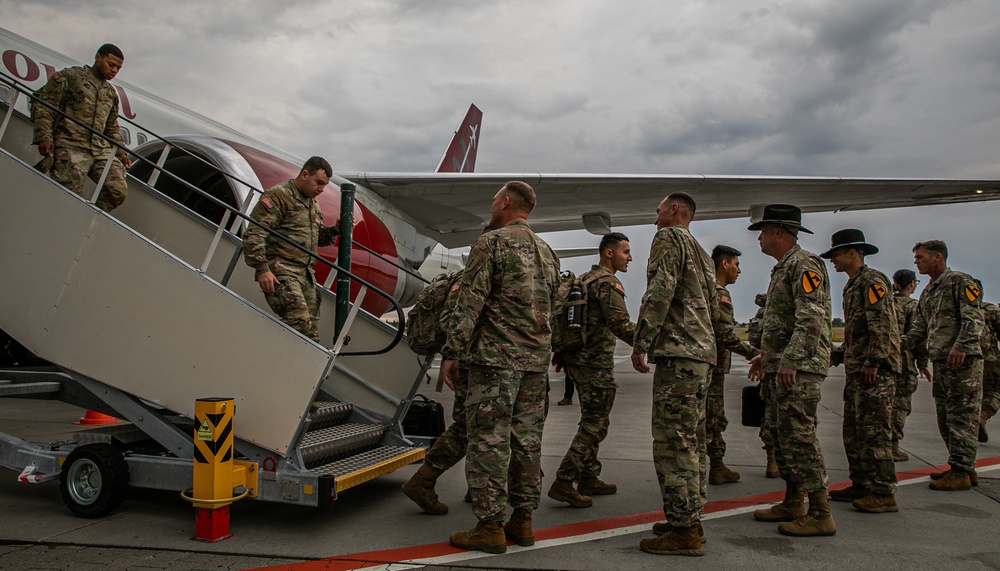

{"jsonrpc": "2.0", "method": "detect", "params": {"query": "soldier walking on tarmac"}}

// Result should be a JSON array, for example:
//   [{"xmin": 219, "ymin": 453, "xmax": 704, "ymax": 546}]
[
  {"xmin": 748, "ymin": 293, "xmax": 780, "ymax": 478},
  {"xmin": 890, "ymin": 269, "xmax": 930, "ymax": 461}
]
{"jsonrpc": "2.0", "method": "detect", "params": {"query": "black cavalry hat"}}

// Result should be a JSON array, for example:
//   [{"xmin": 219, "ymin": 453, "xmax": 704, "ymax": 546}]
[
  {"xmin": 820, "ymin": 228, "xmax": 880, "ymax": 259},
  {"xmin": 747, "ymin": 204, "xmax": 813, "ymax": 234}
]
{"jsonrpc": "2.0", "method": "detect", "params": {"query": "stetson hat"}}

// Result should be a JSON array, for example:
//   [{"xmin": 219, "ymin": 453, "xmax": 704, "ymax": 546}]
[
  {"xmin": 820, "ymin": 228, "xmax": 879, "ymax": 259},
  {"xmin": 747, "ymin": 204, "xmax": 813, "ymax": 234}
]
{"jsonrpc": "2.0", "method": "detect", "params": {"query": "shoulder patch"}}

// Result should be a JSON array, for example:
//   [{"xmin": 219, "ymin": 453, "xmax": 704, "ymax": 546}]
[
  {"xmin": 720, "ymin": 294, "xmax": 732, "ymax": 306},
  {"xmin": 867, "ymin": 283, "xmax": 887, "ymax": 305},
  {"xmin": 613, "ymin": 282, "xmax": 626, "ymax": 296},
  {"xmin": 260, "ymin": 196, "xmax": 275, "ymax": 210},
  {"xmin": 801, "ymin": 270, "xmax": 823, "ymax": 294},
  {"xmin": 966, "ymin": 282, "xmax": 983, "ymax": 303},
  {"xmin": 450, "ymin": 282, "xmax": 461, "ymax": 293}
]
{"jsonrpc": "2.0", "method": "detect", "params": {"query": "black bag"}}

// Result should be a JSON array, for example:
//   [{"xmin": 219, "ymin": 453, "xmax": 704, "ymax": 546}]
[
  {"xmin": 402, "ymin": 394, "xmax": 446, "ymax": 437},
  {"xmin": 742, "ymin": 384, "xmax": 766, "ymax": 428}
]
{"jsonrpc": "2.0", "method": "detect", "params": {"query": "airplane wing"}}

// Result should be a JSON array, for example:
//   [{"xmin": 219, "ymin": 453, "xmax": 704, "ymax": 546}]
[{"xmin": 342, "ymin": 172, "xmax": 1000, "ymax": 248}]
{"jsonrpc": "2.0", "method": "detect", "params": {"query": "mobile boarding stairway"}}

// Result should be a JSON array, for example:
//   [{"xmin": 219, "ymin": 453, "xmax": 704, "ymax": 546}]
[{"xmin": 0, "ymin": 73, "xmax": 434, "ymax": 517}]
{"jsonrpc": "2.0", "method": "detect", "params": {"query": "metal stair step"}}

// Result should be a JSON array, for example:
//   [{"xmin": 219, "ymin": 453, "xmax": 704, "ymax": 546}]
[
  {"xmin": 312, "ymin": 445, "xmax": 425, "ymax": 493},
  {"xmin": 307, "ymin": 401, "xmax": 352, "ymax": 430},
  {"xmin": 300, "ymin": 423, "xmax": 386, "ymax": 467}
]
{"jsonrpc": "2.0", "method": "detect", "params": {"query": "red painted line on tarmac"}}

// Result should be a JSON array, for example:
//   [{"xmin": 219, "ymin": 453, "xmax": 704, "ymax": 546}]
[{"xmin": 246, "ymin": 456, "xmax": 1000, "ymax": 571}]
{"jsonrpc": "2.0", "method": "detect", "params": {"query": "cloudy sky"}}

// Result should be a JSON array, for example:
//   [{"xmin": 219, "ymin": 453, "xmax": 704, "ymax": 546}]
[{"xmin": 5, "ymin": 0, "xmax": 1000, "ymax": 320}]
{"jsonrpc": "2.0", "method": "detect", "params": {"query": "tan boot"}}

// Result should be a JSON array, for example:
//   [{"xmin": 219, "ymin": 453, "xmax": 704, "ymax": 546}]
[
  {"xmin": 891, "ymin": 441, "xmax": 909, "ymax": 462},
  {"xmin": 578, "ymin": 477, "xmax": 617, "ymax": 496},
  {"xmin": 504, "ymin": 507, "xmax": 534, "ymax": 547},
  {"xmin": 777, "ymin": 491, "xmax": 837, "ymax": 537},
  {"xmin": 548, "ymin": 478, "xmax": 593, "ymax": 507},
  {"xmin": 401, "ymin": 463, "xmax": 448, "ymax": 515},
  {"xmin": 930, "ymin": 468, "xmax": 979, "ymax": 486},
  {"xmin": 709, "ymin": 457, "xmax": 740, "ymax": 485},
  {"xmin": 829, "ymin": 484, "xmax": 869, "ymax": 502},
  {"xmin": 651, "ymin": 521, "xmax": 707, "ymax": 544},
  {"xmin": 639, "ymin": 524, "xmax": 704, "ymax": 556},
  {"xmin": 450, "ymin": 520, "xmax": 507, "ymax": 554},
  {"xmin": 852, "ymin": 493, "xmax": 898, "ymax": 513},
  {"xmin": 929, "ymin": 469, "xmax": 972, "ymax": 491},
  {"xmin": 753, "ymin": 482, "xmax": 807, "ymax": 522},
  {"xmin": 765, "ymin": 448, "xmax": 780, "ymax": 479}
]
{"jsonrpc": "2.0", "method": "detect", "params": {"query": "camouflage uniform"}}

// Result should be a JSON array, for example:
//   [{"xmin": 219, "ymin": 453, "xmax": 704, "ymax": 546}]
[
  {"xmin": 633, "ymin": 225, "xmax": 717, "ymax": 528},
  {"xmin": 831, "ymin": 266, "xmax": 900, "ymax": 496},
  {"xmin": 892, "ymin": 295, "xmax": 929, "ymax": 442},
  {"xmin": 980, "ymin": 303, "xmax": 1000, "ymax": 423},
  {"xmin": 761, "ymin": 245, "xmax": 832, "ymax": 493},
  {"xmin": 441, "ymin": 219, "xmax": 560, "ymax": 523},
  {"xmin": 242, "ymin": 180, "xmax": 338, "ymax": 341},
  {"xmin": 707, "ymin": 284, "xmax": 756, "ymax": 460},
  {"xmin": 901, "ymin": 268, "xmax": 984, "ymax": 472},
  {"xmin": 556, "ymin": 265, "xmax": 635, "ymax": 484},
  {"xmin": 748, "ymin": 294, "xmax": 773, "ymax": 450},
  {"xmin": 32, "ymin": 66, "xmax": 128, "ymax": 212}
]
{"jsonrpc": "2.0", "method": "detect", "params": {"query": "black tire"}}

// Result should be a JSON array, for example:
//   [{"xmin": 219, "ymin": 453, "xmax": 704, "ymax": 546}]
[{"xmin": 59, "ymin": 443, "xmax": 130, "ymax": 518}]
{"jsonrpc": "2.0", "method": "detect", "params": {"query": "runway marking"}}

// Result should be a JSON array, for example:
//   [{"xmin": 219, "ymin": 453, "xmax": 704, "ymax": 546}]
[{"xmin": 248, "ymin": 456, "xmax": 1000, "ymax": 571}]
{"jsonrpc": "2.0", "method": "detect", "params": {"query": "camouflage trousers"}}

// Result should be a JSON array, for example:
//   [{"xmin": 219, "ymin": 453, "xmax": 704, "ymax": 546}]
[
  {"xmin": 263, "ymin": 269, "xmax": 321, "ymax": 341},
  {"xmin": 932, "ymin": 358, "xmax": 984, "ymax": 472},
  {"xmin": 652, "ymin": 358, "xmax": 709, "ymax": 527},
  {"xmin": 555, "ymin": 363, "xmax": 616, "ymax": 483},
  {"xmin": 465, "ymin": 365, "xmax": 546, "ymax": 522},
  {"xmin": 982, "ymin": 361, "xmax": 1000, "ymax": 421},
  {"xmin": 766, "ymin": 371, "xmax": 829, "ymax": 493},
  {"xmin": 758, "ymin": 378, "xmax": 773, "ymax": 451},
  {"xmin": 706, "ymin": 368, "xmax": 729, "ymax": 459},
  {"xmin": 50, "ymin": 147, "xmax": 127, "ymax": 212},
  {"xmin": 892, "ymin": 369, "xmax": 919, "ymax": 441},
  {"xmin": 843, "ymin": 370, "xmax": 897, "ymax": 496},
  {"xmin": 424, "ymin": 366, "xmax": 469, "ymax": 473}
]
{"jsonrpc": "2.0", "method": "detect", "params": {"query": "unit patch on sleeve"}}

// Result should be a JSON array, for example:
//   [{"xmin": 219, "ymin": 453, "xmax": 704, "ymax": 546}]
[
  {"xmin": 261, "ymin": 196, "xmax": 275, "ymax": 210},
  {"xmin": 801, "ymin": 271, "xmax": 823, "ymax": 294},
  {"xmin": 966, "ymin": 282, "xmax": 983, "ymax": 302},
  {"xmin": 614, "ymin": 282, "xmax": 626, "ymax": 296},
  {"xmin": 868, "ymin": 283, "xmax": 887, "ymax": 305}
]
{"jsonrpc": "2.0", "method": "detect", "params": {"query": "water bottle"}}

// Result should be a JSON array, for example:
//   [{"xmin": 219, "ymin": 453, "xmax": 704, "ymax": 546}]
[{"xmin": 566, "ymin": 285, "xmax": 583, "ymax": 329}]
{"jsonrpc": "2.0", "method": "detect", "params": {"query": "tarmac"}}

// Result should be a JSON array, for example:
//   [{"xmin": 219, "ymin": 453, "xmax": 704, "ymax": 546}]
[{"xmin": 1, "ymin": 346, "xmax": 999, "ymax": 571}]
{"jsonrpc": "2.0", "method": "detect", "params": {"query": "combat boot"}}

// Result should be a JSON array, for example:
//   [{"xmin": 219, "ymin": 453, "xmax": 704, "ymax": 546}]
[
  {"xmin": 829, "ymin": 483, "xmax": 869, "ymax": 502},
  {"xmin": 979, "ymin": 414, "xmax": 989, "ymax": 443},
  {"xmin": 450, "ymin": 520, "xmax": 507, "ymax": 554},
  {"xmin": 401, "ymin": 463, "xmax": 448, "ymax": 515},
  {"xmin": 891, "ymin": 440, "xmax": 909, "ymax": 462},
  {"xmin": 578, "ymin": 477, "xmax": 617, "ymax": 495},
  {"xmin": 504, "ymin": 507, "xmax": 534, "ymax": 547},
  {"xmin": 709, "ymin": 457, "xmax": 740, "ymax": 485},
  {"xmin": 765, "ymin": 448, "xmax": 780, "ymax": 479},
  {"xmin": 929, "ymin": 469, "xmax": 972, "ymax": 491},
  {"xmin": 651, "ymin": 521, "xmax": 707, "ymax": 544},
  {"xmin": 639, "ymin": 524, "xmax": 704, "ymax": 556},
  {"xmin": 852, "ymin": 493, "xmax": 898, "ymax": 513},
  {"xmin": 548, "ymin": 478, "xmax": 593, "ymax": 507},
  {"xmin": 777, "ymin": 491, "xmax": 836, "ymax": 537},
  {"xmin": 753, "ymin": 482, "xmax": 807, "ymax": 522},
  {"xmin": 930, "ymin": 468, "xmax": 979, "ymax": 486}
]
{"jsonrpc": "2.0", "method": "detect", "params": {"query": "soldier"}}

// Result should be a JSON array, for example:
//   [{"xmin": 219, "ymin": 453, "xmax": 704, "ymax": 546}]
[
  {"xmin": 747, "ymin": 293, "xmax": 779, "ymax": 478},
  {"xmin": 31, "ymin": 44, "xmax": 132, "ymax": 212},
  {"xmin": 440, "ymin": 181, "xmax": 560, "ymax": 554},
  {"xmin": 242, "ymin": 156, "xmax": 338, "ymax": 341},
  {"xmin": 632, "ymin": 192, "xmax": 717, "ymax": 557},
  {"xmin": 747, "ymin": 204, "xmax": 835, "ymax": 537},
  {"xmin": 901, "ymin": 240, "xmax": 984, "ymax": 491},
  {"xmin": 980, "ymin": 301, "xmax": 1000, "ymax": 442},
  {"xmin": 823, "ymin": 229, "xmax": 901, "ymax": 513},
  {"xmin": 706, "ymin": 246, "xmax": 757, "ymax": 485},
  {"xmin": 891, "ymin": 269, "xmax": 930, "ymax": 460},
  {"xmin": 548, "ymin": 232, "xmax": 636, "ymax": 508}
]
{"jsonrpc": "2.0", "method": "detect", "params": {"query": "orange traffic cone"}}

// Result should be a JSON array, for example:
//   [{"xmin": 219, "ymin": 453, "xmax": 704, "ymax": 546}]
[{"xmin": 74, "ymin": 410, "xmax": 118, "ymax": 425}]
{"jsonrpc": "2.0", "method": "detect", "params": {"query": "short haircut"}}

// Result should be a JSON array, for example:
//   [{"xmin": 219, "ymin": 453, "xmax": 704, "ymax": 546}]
[
  {"xmin": 913, "ymin": 240, "xmax": 947, "ymax": 261},
  {"xmin": 666, "ymin": 191, "xmax": 696, "ymax": 216},
  {"xmin": 301, "ymin": 156, "xmax": 333, "ymax": 178},
  {"xmin": 892, "ymin": 269, "xmax": 917, "ymax": 290},
  {"xmin": 599, "ymin": 231, "xmax": 629, "ymax": 253},
  {"xmin": 97, "ymin": 44, "xmax": 124, "ymax": 60},
  {"xmin": 502, "ymin": 180, "xmax": 536, "ymax": 213},
  {"xmin": 711, "ymin": 244, "xmax": 742, "ymax": 269}
]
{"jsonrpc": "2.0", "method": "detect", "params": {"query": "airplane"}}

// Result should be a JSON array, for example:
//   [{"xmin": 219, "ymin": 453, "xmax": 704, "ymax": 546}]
[{"xmin": 2, "ymin": 25, "xmax": 1000, "ymax": 319}]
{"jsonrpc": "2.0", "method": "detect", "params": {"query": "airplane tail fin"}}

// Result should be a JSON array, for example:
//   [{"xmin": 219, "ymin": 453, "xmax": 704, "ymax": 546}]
[{"xmin": 435, "ymin": 103, "xmax": 482, "ymax": 173}]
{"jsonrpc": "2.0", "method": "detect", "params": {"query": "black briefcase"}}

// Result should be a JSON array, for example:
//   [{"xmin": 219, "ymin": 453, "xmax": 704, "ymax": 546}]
[
  {"xmin": 402, "ymin": 394, "xmax": 446, "ymax": 437},
  {"xmin": 742, "ymin": 384, "xmax": 766, "ymax": 428}
]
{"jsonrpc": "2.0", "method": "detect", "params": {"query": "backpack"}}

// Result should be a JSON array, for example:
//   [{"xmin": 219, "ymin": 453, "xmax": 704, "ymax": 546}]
[
  {"xmin": 405, "ymin": 270, "xmax": 463, "ymax": 356},
  {"xmin": 550, "ymin": 270, "xmax": 590, "ymax": 354}
]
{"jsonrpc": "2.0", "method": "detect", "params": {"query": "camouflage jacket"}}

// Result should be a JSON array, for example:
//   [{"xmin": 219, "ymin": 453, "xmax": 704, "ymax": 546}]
[
  {"xmin": 901, "ymin": 268, "xmax": 984, "ymax": 360},
  {"xmin": 564, "ymin": 264, "xmax": 635, "ymax": 369},
  {"xmin": 832, "ymin": 265, "xmax": 902, "ymax": 374},
  {"xmin": 441, "ymin": 219, "xmax": 560, "ymax": 372},
  {"xmin": 633, "ymin": 225, "xmax": 718, "ymax": 365},
  {"xmin": 32, "ymin": 66, "xmax": 125, "ymax": 155},
  {"xmin": 242, "ymin": 180, "xmax": 338, "ymax": 280},
  {"xmin": 760, "ymin": 245, "xmax": 832, "ymax": 375},
  {"xmin": 715, "ymin": 284, "xmax": 757, "ymax": 373},
  {"xmin": 747, "ymin": 293, "xmax": 767, "ymax": 350},
  {"xmin": 894, "ymin": 295, "xmax": 929, "ymax": 374},
  {"xmin": 982, "ymin": 302, "xmax": 1000, "ymax": 363}
]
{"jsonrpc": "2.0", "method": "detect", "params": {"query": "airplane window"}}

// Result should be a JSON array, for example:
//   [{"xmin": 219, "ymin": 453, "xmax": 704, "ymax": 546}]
[
  {"xmin": 119, "ymin": 126, "xmax": 131, "ymax": 145},
  {"xmin": 137, "ymin": 132, "xmax": 147, "ymax": 145}
]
